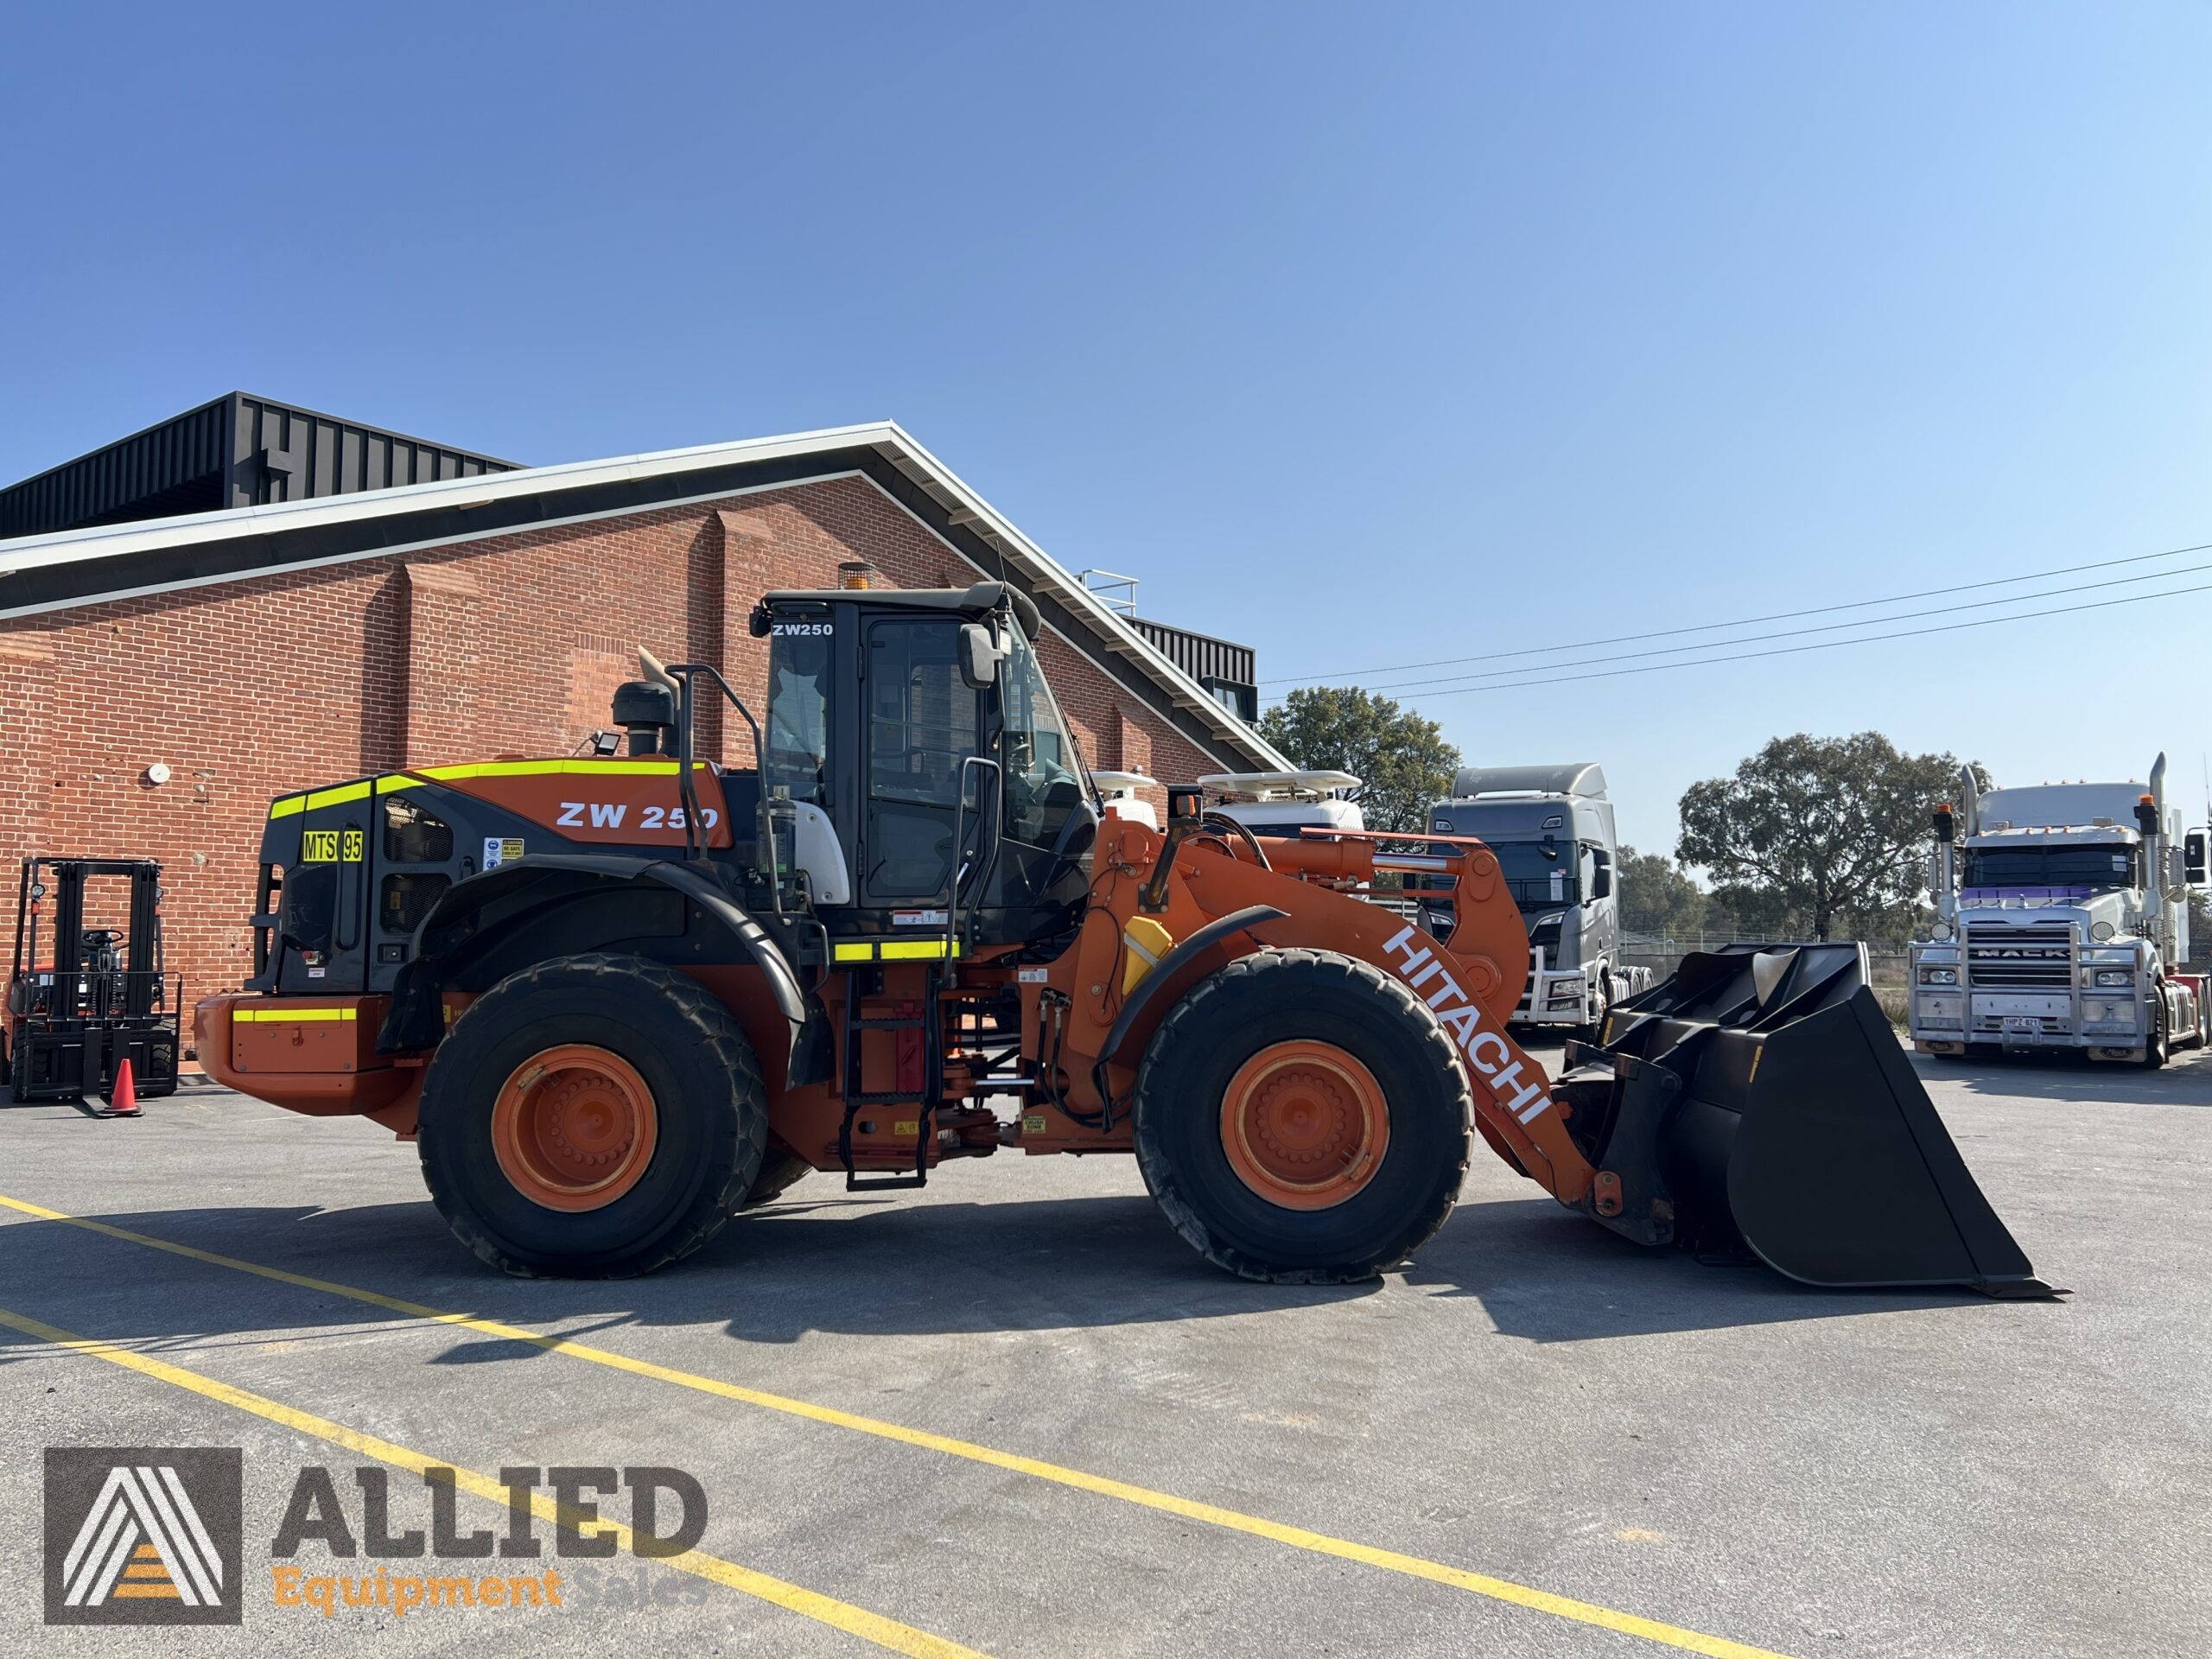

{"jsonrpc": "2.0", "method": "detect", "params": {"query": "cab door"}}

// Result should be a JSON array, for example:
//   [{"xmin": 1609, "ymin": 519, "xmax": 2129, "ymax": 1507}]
[
  {"xmin": 857, "ymin": 615, "xmax": 985, "ymax": 909},
  {"xmin": 276, "ymin": 787, "xmax": 372, "ymax": 994}
]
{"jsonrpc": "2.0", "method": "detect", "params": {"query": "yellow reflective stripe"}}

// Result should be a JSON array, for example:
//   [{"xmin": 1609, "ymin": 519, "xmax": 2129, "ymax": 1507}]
[
  {"xmin": 268, "ymin": 796, "xmax": 306, "ymax": 820},
  {"xmin": 416, "ymin": 759, "xmax": 709, "ymax": 782},
  {"xmin": 306, "ymin": 780, "xmax": 372, "ymax": 810},
  {"xmin": 880, "ymin": 939, "xmax": 958, "ymax": 961},
  {"xmin": 233, "ymin": 1007, "xmax": 359, "ymax": 1023},
  {"xmin": 833, "ymin": 939, "xmax": 962, "ymax": 963},
  {"xmin": 374, "ymin": 774, "xmax": 423, "ymax": 795}
]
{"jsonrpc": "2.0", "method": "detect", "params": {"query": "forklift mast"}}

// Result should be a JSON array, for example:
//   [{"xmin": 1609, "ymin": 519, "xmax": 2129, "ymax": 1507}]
[{"xmin": 7, "ymin": 857, "xmax": 181, "ymax": 1103}]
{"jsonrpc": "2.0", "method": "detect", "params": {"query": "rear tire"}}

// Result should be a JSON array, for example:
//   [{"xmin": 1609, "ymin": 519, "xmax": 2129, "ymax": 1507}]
[
  {"xmin": 419, "ymin": 953, "xmax": 766, "ymax": 1276},
  {"xmin": 1134, "ymin": 949, "xmax": 1471, "ymax": 1284}
]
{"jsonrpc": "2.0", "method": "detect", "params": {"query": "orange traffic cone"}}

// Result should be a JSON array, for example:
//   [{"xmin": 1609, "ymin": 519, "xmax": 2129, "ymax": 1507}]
[{"xmin": 105, "ymin": 1057, "xmax": 140, "ymax": 1118}]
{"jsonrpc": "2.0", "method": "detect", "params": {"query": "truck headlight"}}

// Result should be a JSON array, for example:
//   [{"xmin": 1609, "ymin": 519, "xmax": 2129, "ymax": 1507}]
[
  {"xmin": 1918, "ymin": 968, "xmax": 1958, "ymax": 986},
  {"xmin": 2094, "ymin": 969, "xmax": 2133, "ymax": 988}
]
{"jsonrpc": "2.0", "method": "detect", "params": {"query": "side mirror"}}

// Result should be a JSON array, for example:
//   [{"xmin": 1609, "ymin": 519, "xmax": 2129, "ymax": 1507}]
[
  {"xmin": 957, "ymin": 621, "xmax": 1001, "ymax": 689},
  {"xmin": 2187, "ymin": 830, "xmax": 2207, "ymax": 885},
  {"xmin": 1592, "ymin": 864, "xmax": 1612, "ymax": 899}
]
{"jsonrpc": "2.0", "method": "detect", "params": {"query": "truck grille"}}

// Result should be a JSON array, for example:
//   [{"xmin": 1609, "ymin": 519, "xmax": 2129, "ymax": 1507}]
[{"xmin": 1964, "ymin": 923, "xmax": 2074, "ymax": 989}]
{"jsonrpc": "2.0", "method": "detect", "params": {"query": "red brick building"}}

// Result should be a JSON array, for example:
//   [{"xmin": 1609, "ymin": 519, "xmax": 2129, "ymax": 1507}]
[{"xmin": 0, "ymin": 404, "xmax": 1282, "ymax": 1000}]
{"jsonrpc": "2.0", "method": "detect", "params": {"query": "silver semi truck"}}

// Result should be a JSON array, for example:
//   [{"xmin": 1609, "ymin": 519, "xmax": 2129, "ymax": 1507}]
[
  {"xmin": 1423, "ymin": 763, "xmax": 1651, "ymax": 1036},
  {"xmin": 1911, "ymin": 753, "xmax": 2209, "ymax": 1065}
]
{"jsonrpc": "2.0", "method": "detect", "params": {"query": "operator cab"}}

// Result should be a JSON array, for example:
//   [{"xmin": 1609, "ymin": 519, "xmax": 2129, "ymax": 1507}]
[{"xmin": 750, "ymin": 576, "xmax": 1100, "ymax": 952}]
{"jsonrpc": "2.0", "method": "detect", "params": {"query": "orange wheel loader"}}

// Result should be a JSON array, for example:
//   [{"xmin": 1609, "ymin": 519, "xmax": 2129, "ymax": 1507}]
[{"xmin": 197, "ymin": 580, "xmax": 2053, "ymax": 1295}]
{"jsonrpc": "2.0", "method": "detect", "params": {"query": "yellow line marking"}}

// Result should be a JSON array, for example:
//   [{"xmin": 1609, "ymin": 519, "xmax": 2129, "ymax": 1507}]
[
  {"xmin": 232, "ymin": 1007, "xmax": 358, "ymax": 1023},
  {"xmin": 268, "ymin": 796, "xmax": 306, "ymax": 820},
  {"xmin": 306, "ymin": 780, "xmax": 372, "ymax": 810},
  {"xmin": 0, "ymin": 1193, "xmax": 1792, "ymax": 1658},
  {"xmin": 0, "ymin": 1298, "xmax": 982, "ymax": 1659}
]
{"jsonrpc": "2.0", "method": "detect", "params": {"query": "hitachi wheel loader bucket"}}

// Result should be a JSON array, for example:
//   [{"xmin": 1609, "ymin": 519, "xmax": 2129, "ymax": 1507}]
[{"xmin": 1560, "ymin": 943, "xmax": 2056, "ymax": 1298}]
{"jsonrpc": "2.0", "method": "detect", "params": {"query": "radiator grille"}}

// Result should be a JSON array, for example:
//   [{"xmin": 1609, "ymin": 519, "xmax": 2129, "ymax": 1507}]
[{"xmin": 1964, "ymin": 923, "xmax": 2074, "ymax": 989}]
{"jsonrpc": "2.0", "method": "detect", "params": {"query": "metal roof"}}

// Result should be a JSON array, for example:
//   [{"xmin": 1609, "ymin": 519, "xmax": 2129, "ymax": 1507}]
[
  {"xmin": 0, "ymin": 391, "xmax": 518, "ymax": 541},
  {"xmin": 0, "ymin": 419, "xmax": 1287, "ymax": 772}
]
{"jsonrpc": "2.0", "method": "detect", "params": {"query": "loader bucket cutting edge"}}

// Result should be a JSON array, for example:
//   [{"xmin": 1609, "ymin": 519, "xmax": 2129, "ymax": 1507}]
[{"xmin": 1587, "ymin": 947, "xmax": 2060, "ymax": 1300}]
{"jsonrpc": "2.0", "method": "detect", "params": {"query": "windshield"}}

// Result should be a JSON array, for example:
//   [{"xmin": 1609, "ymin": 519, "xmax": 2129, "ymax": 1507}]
[
  {"xmin": 999, "ymin": 624, "xmax": 1084, "ymax": 846},
  {"xmin": 1964, "ymin": 846, "xmax": 2137, "ymax": 890},
  {"xmin": 1482, "ymin": 839, "xmax": 1579, "ymax": 909}
]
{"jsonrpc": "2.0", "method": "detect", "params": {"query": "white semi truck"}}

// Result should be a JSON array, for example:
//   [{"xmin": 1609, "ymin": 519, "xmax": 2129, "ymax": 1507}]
[
  {"xmin": 1422, "ymin": 763, "xmax": 1651, "ymax": 1036},
  {"xmin": 1910, "ymin": 753, "xmax": 2209, "ymax": 1066}
]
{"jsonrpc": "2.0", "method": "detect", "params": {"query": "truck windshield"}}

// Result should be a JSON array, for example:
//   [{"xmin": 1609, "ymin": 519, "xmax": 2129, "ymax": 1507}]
[
  {"xmin": 1482, "ymin": 840, "xmax": 1579, "ymax": 908},
  {"xmin": 1963, "ymin": 847, "xmax": 2137, "ymax": 889}
]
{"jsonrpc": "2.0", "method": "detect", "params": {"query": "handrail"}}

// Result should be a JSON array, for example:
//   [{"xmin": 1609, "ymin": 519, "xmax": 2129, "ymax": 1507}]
[
  {"xmin": 948, "ymin": 755, "xmax": 1003, "ymax": 961},
  {"xmin": 664, "ymin": 663, "xmax": 780, "ymax": 919}
]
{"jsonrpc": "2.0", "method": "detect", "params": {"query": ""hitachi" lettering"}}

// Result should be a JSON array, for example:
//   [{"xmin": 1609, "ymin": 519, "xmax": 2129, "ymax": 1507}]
[{"xmin": 1383, "ymin": 925, "xmax": 1552, "ymax": 1123}]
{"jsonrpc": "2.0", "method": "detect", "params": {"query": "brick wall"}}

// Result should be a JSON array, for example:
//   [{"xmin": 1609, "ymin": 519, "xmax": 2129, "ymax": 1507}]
[{"xmin": 0, "ymin": 476, "xmax": 1219, "ymax": 1007}]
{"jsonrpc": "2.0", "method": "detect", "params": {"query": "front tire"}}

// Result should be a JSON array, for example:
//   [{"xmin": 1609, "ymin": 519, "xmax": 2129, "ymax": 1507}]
[
  {"xmin": 1134, "ymin": 949, "xmax": 1472, "ymax": 1284},
  {"xmin": 419, "ymin": 953, "xmax": 766, "ymax": 1276},
  {"xmin": 2141, "ymin": 995, "xmax": 2170, "ymax": 1070}
]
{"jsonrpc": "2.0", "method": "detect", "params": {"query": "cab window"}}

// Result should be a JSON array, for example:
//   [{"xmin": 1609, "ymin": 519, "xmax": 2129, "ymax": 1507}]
[
  {"xmin": 998, "ymin": 626, "xmax": 1083, "ymax": 848},
  {"xmin": 863, "ymin": 618, "xmax": 982, "ymax": 899},
  {"xmin": 766, "ymin": 619, "xmax": 834, "ymax": 808}
]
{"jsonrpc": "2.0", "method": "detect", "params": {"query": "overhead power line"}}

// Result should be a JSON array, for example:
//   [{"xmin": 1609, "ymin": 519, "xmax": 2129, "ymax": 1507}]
[
  {"xmin": 1321, "ymin": 557, "xmax": 2212, "ymax": 697},
  {"xmin": 1311, "ymin": 576, "xmax": 2212, "ymax": 701},
  {"xmin": 1260, "ymin": 537, "xmax": 2212, "ymax": 688}
]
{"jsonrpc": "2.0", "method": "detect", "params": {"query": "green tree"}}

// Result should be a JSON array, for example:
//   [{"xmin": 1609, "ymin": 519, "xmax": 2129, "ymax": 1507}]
[
  {"xmin": 1676, "ymin": 732, "xmax": 1988, "ymax": 942},
  {"xmin": 1617, "ymin": 844, "xmax": 1707, "ymax": 938},
  {"xmin": 1257, "ymin": 686, "xmax": 1460, "ymax": 834}
]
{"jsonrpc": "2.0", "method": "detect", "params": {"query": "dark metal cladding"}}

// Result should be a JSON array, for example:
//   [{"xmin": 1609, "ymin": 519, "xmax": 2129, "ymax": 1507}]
[
  {"xmin": 0, "ymin": 392, "xmax": 520, "ymax": 541},
  {"xmin": 1130, "ymin": 616, "xmax": 1258, "ymax": 721}
]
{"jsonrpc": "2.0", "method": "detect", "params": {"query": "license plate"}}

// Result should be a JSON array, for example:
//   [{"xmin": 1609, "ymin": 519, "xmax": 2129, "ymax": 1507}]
[{"xmin": 2004, "ymin": 1016, "xmax": 2038, "ymax": 1033}]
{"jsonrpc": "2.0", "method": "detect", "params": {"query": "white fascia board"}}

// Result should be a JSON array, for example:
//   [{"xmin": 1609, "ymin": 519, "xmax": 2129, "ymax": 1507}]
[
  {"xmin": 0, "ymin": 420, "xmax": 908, "ymax": 574},
  {"xmin": 0, "ymin": 414, "xmax": 1290, "ymax": 770}
]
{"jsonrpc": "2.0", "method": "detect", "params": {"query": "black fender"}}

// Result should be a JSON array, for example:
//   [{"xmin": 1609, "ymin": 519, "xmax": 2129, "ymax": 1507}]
[
  {"xmin": 377, "ymin": 855, "xmax": 807, "ymax": 1062},
  {"xmin": 1096, "ymin": 905, "xmax": 1288, "ymax": 1070}
]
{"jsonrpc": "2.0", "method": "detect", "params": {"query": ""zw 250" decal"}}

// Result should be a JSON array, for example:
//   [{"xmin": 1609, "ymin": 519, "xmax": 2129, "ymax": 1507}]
[
  {"xmin": 555, "ymin": 802, "xmax": 721, "ymax": 830},
  {"xmin": 772, "ymin": 620, "xmax": 833, "ymax": 637}
]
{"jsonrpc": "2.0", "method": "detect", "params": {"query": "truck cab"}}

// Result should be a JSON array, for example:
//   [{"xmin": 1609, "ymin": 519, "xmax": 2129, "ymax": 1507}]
[
  {"xmin": 1422, "ymin": 763, "xmax": 1650, "ymax": 1035},
  {"xmin": 1912, "ymin": 755, "xmax": 2209, "ymax": 1065}
]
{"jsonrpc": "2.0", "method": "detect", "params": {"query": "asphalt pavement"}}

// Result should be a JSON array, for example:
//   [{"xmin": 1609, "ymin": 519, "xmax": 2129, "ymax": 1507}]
[{"xmin": 1, "ymin": 1039, "xmax": 2206, "ymax": 1656}]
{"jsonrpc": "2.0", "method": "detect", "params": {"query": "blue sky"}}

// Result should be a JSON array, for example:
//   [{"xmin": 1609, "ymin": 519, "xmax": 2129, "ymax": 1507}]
[{"xmin": 3, "ymin": 4, "xmax": 2207, "ymax": 856}]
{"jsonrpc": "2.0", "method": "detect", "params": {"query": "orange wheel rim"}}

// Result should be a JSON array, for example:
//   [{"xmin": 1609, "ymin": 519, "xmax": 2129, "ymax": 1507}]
[
  {"xmin": 490, "ymin": 1045, "xmax": 658, "ymax": 1212},
  {"xmin": 1219, "ymin": 1040, "xmax": 1390, "ymax": 1211}
]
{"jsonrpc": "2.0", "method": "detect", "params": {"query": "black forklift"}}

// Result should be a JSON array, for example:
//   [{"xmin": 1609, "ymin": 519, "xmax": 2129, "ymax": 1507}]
[{"xmin": 5, "ymin": 858, "xmax": 181, "ymax": 1105}]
